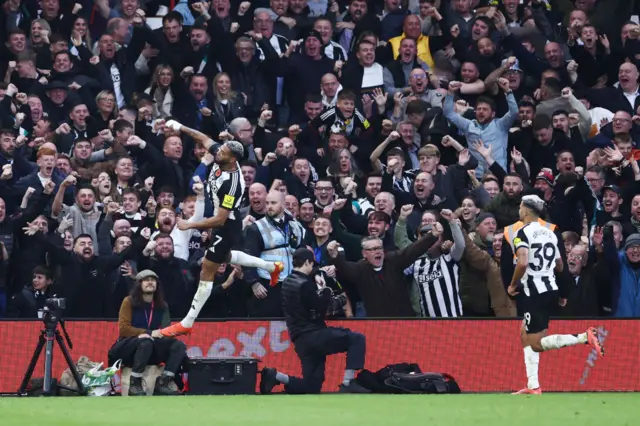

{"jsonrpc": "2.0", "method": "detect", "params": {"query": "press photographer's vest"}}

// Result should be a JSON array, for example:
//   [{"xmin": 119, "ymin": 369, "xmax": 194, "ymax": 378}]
[
  {"xmin": 504, "ymin": 219, "xmax": 556, "ymax": 263},
  {"xmin": 255, "ymin": 218, "xmax": 305, "ymax": 283}
]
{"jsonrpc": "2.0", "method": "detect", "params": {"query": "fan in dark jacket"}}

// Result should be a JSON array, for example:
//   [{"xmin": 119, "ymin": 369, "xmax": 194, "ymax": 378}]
[{"xmin": 34, "ymin": 230, "xmax": 148, "ymax": 319}]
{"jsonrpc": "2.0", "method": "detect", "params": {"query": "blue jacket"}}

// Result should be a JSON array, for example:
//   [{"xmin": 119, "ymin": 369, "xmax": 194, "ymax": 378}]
[
  {"xmin": 443, "ymin": 92, "xmax": 518, "ymax": 178},
  {"xmin": 614, "ymin": 252, "xmax": 640, "ymax": 318}
]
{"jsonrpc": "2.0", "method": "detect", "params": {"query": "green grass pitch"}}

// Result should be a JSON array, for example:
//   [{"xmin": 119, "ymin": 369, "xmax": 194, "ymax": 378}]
[{"xmin": 1, "ymin": 394, "xmax": 638, "ymax": 426}]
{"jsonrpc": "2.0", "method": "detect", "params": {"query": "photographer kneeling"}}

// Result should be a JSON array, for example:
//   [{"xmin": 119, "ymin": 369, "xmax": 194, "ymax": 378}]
[
  {"xmin": 260, "ymin": 248, "xmax": 369, "ymax": 394},
  {"xmin": 108, "ymin": 270, "xmax": 186, "ymax": 396}
]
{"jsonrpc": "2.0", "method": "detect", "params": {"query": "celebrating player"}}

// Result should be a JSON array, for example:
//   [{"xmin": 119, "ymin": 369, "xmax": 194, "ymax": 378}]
[
  {"xmin": 508, "ymin": 195, "xmax": 604, "ymax": 395},
  {"xmin": 160, "ymin": 120, "xmax": 283, "ymax": 337}
]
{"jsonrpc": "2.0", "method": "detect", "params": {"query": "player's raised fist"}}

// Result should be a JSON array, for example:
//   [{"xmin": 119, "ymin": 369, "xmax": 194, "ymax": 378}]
[{"xmin": 165, "ymin": 120, "xmax": 182, "ymax": 132}]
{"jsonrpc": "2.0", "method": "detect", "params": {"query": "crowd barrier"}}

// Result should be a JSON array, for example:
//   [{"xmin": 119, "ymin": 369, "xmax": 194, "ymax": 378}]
[{"xmin": 0, "ymin": 319, "xmax": 637, "ymax": 393}]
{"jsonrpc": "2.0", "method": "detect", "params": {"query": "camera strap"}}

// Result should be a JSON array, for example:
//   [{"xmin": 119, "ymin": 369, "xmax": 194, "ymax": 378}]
[{"xmin": 144, "ymin": 301, "xmax": 154, "ymax": 329}]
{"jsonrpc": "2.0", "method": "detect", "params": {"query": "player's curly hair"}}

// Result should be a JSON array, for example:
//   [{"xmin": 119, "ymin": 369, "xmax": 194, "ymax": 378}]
[{"xmin": 224, "ymin": 140, "xmax": 244, "ymax": 160}]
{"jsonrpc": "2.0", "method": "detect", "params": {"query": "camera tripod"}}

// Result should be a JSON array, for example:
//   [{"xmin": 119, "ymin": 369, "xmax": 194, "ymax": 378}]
[{"xmin": 18, "ymin": 317, "xmax": 86, "ymax": 396}]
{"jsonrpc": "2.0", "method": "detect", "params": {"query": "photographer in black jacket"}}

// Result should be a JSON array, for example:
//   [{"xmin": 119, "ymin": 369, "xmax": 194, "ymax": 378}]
[{"xmin": 259, "ymin": 248, "xmax": 369, "ymax": 394}]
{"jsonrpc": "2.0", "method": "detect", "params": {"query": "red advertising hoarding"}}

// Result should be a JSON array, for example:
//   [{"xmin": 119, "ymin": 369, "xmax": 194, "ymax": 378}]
[{"xmin": 0, "ymin": 319, "xmax": 637, "ymax": 393}]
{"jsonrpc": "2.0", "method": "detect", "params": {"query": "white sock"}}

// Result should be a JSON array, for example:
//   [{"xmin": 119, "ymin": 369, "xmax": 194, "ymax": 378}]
[
  {"xmin": 180, "ymin": 281, "xmax": 213, "ymax": 328},
  {"xmin": 230, "ymin": 250, "xmax": 275, "ymax": 272},
  {"xmin": 540, "ymin": 333, "xmax": 587, "ymax": 351},
  {"xmin": 523, "ymin": 346, "xmax": 540, "ymax": 390}
]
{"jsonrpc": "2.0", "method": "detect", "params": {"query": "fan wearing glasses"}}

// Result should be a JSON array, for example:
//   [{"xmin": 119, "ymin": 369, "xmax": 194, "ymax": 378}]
[{"xmin": 325, "ymin": 220, "xmax": 442, "ymax": 317}]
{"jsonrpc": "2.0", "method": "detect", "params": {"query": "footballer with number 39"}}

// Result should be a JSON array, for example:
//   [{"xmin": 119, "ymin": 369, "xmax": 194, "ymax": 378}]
[{"xmin": 508, "ymin": 195, "xmax": 605, "ymax": 395}]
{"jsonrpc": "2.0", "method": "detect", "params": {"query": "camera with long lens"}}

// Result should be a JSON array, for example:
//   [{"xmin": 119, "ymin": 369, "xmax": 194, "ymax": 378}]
[{"xmin": 41, "ymin": 298, "xmax": 66, "ymax": 329}]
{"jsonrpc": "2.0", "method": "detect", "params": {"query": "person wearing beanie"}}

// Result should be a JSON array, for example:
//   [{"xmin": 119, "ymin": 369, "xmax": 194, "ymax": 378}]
[
  {"xmin": 606, "ymin": 233, "xmax": 640, "ymax": 317},
  {"xmin": 284, "ymin": 29, "xmax": 336, "ymax": 124},
  {"xmin": 108, "ymin": 270, "xmax": 186, "ymax": 396},
  {"xmin": 458, "ymin": 210, "xmax": 514, "ymax": 318}
]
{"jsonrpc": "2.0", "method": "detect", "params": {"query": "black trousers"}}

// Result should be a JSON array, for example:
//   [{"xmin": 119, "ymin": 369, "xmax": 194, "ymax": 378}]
[
  {"xmin": 108, "ymin": 337, "xmax": 187, "ymax": 375},
  {"xmin": 285, "ymin": 327, "xmax": 366, "ymax": 394}
]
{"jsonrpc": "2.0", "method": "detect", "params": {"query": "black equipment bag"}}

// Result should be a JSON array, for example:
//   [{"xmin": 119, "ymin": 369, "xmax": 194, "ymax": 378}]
[
  {"xmin": 355, "ymin": 363, "xmax": 461, "ymax": 394},
  {"xmin": 186, "ymin": 357, "xmax": 259, "ymax": 395}
]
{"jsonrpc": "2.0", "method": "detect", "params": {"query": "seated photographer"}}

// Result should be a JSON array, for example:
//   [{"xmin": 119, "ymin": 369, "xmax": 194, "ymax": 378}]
[
  {"xmin": 108, "ymin": 270, "xmax": 186, "ymax": 396},
  {"xmin": 6, "ymin": 266, "xmax": 58, "ymax": 318}
]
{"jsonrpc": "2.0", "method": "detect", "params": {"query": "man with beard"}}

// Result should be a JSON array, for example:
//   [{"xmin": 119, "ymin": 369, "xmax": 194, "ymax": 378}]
[
  {"xmin": 392, "ymin": 67, "xmax": 444, "ymax": 112},
  {"xmin": 28, "ymin": 225, "xmax": 147, "ymax": 318},
  {"xmin": 155, "ymin": 182, "xmax": 205, "ymax": 261},
  {"xmin": 486, "ymin": 174, "xmax": 524, "ymax": 229},
  {"xmin": 138, "ymin": 234, "xmax": 194, "ymax": 318},
  {"xmin": 445, "ymin": 78, "xmax": 518, "ymax": 178},
  {"xmin": 160, "ymin": 121, "xmax": 283, "ymax": 336},
  {"xmin": 0, "ymin": 129, "xmax": 33, "ymax": 188},
  {"xmin": 244, "ymin": 191, "xmax": 306, "ymax": 317},
  {"xmin": 335, "ymin": 0, "xmax": 378, "ymax": 53},
  {"xmin": 52, "ymin": 175, "xmax": 102, "ymax": 253},
  {"xmin": 333, "ymin": 205, "xmax": 396, "ymax": 251},
  {"xmin": 108, "ymin": 270, "xmax": 186, "ymax": 396}
]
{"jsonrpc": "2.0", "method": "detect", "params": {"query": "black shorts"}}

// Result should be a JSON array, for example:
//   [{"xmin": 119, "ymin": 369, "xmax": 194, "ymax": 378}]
[
  {"xmin": 204, "ymin": 220, "xmax": 241, "ymax": 264},
  {"xmin": 521, "ymin": 290, "xmax": 558, "ymax": 334}
]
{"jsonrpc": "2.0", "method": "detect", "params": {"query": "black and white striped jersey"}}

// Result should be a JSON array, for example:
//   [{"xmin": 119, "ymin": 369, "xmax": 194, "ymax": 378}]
[
  {"xmin": 206, "ymin": 162, "xmax": 245, "ymax": 223},
  {"xmin": 410, "ymin": 254, "xmax": 463, "ymax": 318},
  {"xmin": 513, "ymin": 221, "xmax": 560, "ymax": 296}
]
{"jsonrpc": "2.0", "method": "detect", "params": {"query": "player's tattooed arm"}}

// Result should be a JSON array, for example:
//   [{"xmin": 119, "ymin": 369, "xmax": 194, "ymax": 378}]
[{"xmin": 180, "ymin": 126, "xmax": 215, "ymax": 150}]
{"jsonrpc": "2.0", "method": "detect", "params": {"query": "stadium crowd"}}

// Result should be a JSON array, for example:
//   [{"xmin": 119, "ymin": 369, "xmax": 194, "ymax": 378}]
[{"xmin": 0, "ymin": 0, "xmax": 639, "ymax": 321}]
